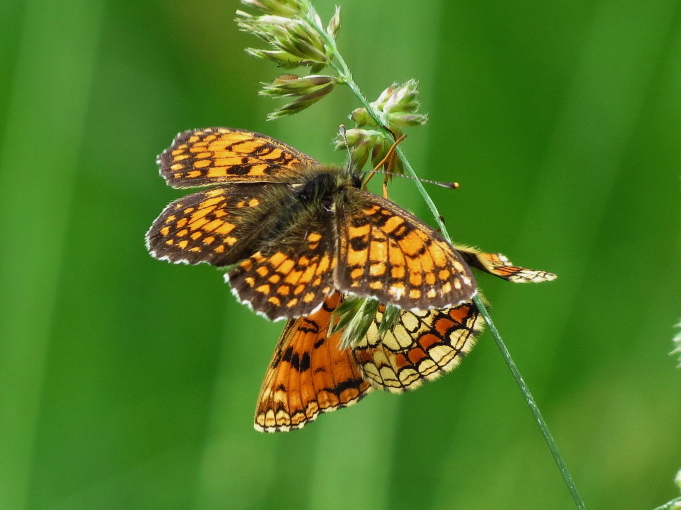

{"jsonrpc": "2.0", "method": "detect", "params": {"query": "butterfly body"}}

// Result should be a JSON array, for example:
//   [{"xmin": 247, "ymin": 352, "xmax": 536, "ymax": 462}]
[
  {"xmin": 147, "ymin": 128, "xmax": 476, "ymax": 320},
  {"xmin": 291, "ymin": 168, "xmax": 361, "ymax": 205}
]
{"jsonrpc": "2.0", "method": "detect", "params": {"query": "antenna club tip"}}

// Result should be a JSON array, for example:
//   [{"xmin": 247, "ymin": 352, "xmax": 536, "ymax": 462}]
[{"xmin": 448, "ymin": 182, "xmax": 460, "ymax": 189}]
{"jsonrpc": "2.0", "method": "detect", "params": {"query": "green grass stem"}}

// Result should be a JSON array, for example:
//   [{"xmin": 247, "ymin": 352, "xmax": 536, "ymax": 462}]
[{"xmin": 305, "ymin": 3, "xmax": 587, "ymax": 508}]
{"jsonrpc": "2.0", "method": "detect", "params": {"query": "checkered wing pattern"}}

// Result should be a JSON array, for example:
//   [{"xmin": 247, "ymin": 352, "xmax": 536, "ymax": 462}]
[
  {"xmin": 336, "ymin": 190, "xmax": 477, "ymax": 309},
  {"xmin": 457, "ymin": 246, "xmax": 557, "ymax": 283},
  {"xmin": 150, "ymin": 128, "xmax": 485, "ymax": 321},
  {"xmin": 255, "ymin": 293, "xmax": 373, "ymax": 432},
  {"xmin": 226, "ymin": 215, "xmax": 337, "ymax": 321},
  {"xmin": 158, "ymin": 127, "xmax": 318, "ymax": 188},
  {"xmin": 146, "ymin": 184, "xmax": 279, "ymax": 265},
  {"xmin": 354, "ymin": 301, "xmax": 483, "ymax": 392},
  {"xmin": 251, "ymin": 250, "xmax": 556, "ymax": 432}
]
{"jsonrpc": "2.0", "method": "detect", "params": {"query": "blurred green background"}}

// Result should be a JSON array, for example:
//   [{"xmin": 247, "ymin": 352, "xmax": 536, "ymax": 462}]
[{"xmin": 1, "ymin": 0, "xmax": 680, "ymax": 508}]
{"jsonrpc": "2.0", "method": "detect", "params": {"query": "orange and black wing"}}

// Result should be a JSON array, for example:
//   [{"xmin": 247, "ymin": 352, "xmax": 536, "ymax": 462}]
[
  {"xmin": 226, "ymin": 212, "xmax": 337, "ymax": 321},
  {"xmin": 335, "ymin": 190, "xmax": 477, "ymax": 310},
  {"xmin": 254, "ymin": 293, "xmax": 373, "ymax": 432},
  {"xmin": 457, "ymin": 246, "xmax": 557, "ymax": 283},
  {"xmin": 146, "ymin": 183, "xmax": 287, "ymax": 266},
  {"xmin": 158, "ymin": 127, "xmax": 318, "ymax": 188},
  {"xmin": 354, "ymin": 301, "xmax": 483, "ymax": 392}
]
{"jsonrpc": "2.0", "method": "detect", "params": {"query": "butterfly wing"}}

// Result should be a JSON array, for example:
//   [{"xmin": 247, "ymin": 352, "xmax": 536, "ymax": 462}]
[
  {"xmin": 254, "ymin": 293, "xmax": 373, "ymax": 432},
  {"xmin": 254, "ymin": 249, "xmax": 554, "ymax": 432},
  {"xmin": 352, "ymin": 248, "xmax": 553, "ymax": 391},
  {"xmin": 353, "ymin": 301, "xmax": 483, "ymax": 392},
  {"xmin": 254, "ymin": 295, "xmax": 483, "ymax": 432},
  {"xmin": 226, "ymin": 208, "xmax": 337, "ymax": 321},
  {"xmin": 158, "ymin": 127, "xmax": 319, "ymax": 188},
  {"xmin": 146, "ymin": 183, "xmax": 292, "ymax": 266},
  {"xmin": 335, "ymin": 190, "xmax": 477, "ymax": 309},
  {"xmin": 456, "ymin": 246, "xmax": 557, "ymax": 283}
]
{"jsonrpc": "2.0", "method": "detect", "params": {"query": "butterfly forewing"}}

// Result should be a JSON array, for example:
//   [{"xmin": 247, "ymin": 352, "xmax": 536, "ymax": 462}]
[
  {"xmin": 146, "ymin": 183, "xmax": 286, "ymax": 265},
  {"xmin": 158, "ymin": 127, "xmax": 319, "ymax": 188},
  {"xmin": 336, "ymin": 190, "xmax": 477, "ymax": 309}
]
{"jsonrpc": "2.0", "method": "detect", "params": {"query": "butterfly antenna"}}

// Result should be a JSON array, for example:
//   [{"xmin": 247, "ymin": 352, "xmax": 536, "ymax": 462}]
[
  {"xmin": 338, "ymin": 125, "xmax": 358, "ymax": 172},
  {"xmin": 341, "ymin": 127, "xmax": 459, "ymax": 191},
  {"xmin": 367, "ymin": 169, "xmax": 460, "ymax": 190}
]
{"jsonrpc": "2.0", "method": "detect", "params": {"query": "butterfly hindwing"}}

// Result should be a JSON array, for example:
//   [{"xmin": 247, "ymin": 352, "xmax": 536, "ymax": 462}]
[
  {"xmin": 254, "ymin": 292, "xmax": 485, "ymax": 432},
  {"xmin": 254, "ymin": 293, "xmax": 373, "ymax": 432},
  {"xmin": 354, "ymin": 301, "xmax": 483, "ymax": 392},
  {"xmin": 226, "ymin": 211, "xmax": 337, "ymax": 320}
]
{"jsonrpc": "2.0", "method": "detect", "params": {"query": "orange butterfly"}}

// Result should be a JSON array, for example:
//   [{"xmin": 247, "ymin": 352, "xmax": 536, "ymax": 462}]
[
  {"xmin": 254, "ymin": 247, "xmax": 556, "ymax": 432},
  {"xmin": 146, "ymin": 128, "xmax": 476, "ymax": 320}
]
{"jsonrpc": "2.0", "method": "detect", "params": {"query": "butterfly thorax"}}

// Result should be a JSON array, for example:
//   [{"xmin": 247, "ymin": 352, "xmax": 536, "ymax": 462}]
[
  {"xmin": 225, "ymin": 167, "xmax": 353, "ymax": 259},
  {"xmin": 289, "ymin": 166, "xmax": 360, "ymax": 209}
]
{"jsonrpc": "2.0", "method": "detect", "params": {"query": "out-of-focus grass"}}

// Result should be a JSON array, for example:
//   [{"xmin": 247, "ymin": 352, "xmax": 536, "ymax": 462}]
[{"xmin": 0, "ymin": 0, "xmax": 679, "ymax": 509}]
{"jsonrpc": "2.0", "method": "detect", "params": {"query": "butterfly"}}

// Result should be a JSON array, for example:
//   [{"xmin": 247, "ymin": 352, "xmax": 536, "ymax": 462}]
[
  {"xmin": 254, "ymin": 247, "xmax": 556, "ymax": 432},
  {"xmin": 146, "ymin": 128, "xmax": 476, "ymax": 321}
]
